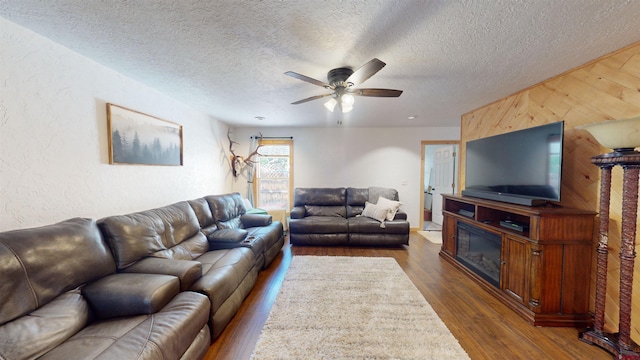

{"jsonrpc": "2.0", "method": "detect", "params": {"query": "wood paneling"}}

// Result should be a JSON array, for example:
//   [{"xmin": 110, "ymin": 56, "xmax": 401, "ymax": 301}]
[{"xmin": 461, "ymin": 41, "xmax": 640, "ymax": 343}]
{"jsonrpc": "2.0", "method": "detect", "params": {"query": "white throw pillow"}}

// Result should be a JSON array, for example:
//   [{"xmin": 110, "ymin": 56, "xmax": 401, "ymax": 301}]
[
  {"xmin": 376, "ymin": 196, "xmax": 402, "ymax": 221},
  {"xmin": 361, "ymin": 201, "xmax": 389, "ymax": 223}
]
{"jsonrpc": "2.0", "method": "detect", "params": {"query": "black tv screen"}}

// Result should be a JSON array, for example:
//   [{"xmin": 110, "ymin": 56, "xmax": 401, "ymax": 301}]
[{"xmin": 462, "ymin": 121, "xmax": 564, "ymax": 206}]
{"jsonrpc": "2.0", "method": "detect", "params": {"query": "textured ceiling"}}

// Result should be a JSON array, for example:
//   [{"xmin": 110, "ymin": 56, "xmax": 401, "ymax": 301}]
[{"xmin": 1, "ymin": 0, "xmax": 639, "ymax": 128}]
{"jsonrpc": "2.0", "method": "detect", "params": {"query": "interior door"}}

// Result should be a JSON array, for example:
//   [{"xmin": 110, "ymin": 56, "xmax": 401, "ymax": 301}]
[{"xmin": 431, "ymin": 145, "xmax": 456, "ymax": 224}]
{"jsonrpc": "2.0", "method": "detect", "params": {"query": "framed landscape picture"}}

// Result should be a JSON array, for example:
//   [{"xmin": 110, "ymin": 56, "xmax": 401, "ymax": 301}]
[{"xmin": 107, "ymin": 104, "xmax": 183, "ymax": 166}]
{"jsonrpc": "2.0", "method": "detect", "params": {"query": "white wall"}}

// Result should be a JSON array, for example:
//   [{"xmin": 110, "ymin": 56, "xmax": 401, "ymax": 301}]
[
  {"xmin": 0, "ymin": 18, "xmax": 232, "ymax": 231},
  {"xmin": 231, "ymin": 126, "xmax": 461, "ymax": 227}
]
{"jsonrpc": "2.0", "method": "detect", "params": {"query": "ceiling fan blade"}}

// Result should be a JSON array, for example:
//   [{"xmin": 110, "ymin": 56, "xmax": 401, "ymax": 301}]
[
  {"xmin": 346, "ymin": 58, "xmax": 386, "ymax": 86},
  {"xmin": 291, "ymin": 93, "xmax": 333, "ymax": 105},
  {"xmin": 349, "ymin": 88, "xmax": 403, "ymax": 97},
  {"xmin": 284, "ymin": 71, "xmax": 330, "ymax": 88}
]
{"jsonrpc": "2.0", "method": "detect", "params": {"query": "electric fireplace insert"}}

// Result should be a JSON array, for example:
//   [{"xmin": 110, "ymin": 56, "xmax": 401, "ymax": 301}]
[{"xmin": 456, "ymin": 222, "xmax": 502, "ymax": 287}]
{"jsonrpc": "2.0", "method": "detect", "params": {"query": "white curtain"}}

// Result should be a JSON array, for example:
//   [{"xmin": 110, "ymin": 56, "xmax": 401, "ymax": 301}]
[{"xmin": 245, "ymin": 136, "xmax": 259, "ymax": 206}]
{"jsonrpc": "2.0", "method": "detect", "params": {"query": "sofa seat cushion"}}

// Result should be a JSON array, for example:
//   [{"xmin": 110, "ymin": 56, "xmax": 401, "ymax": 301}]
[
  {"xmin": 393, "ymin": 210, "xmax": 408, "ymax": 221},
  {"xmin": 82, "ymin": 273, "xmax": 179, "ymax": 319},
  {"xmin": 0, "ymin": 289, "xmax": 89, "ymax": 360},
  {"xmin": 289, "ymin": 216, "xmax": 348, "ymax": 234},
  {"xmin": 38, "ymin": 292, "xmax": 209, "ymax": 360},
  {"xmin": 191, "ymin": 248, "xmax": 256, "ymax": 312},
  {"xmin": 206, "ymin": 227, "xmax": 272, "ymax": 270},
  {"xmin": 348, "ymin": 233, "xmax": 409, "ymax": 247},
  {"xmin": 289, "ymin": 233, "xmax": 349, "ymax": 246},
  {"xmin": 248, "ymin": 221, "xmax": 285, "ymax": 268},
  {"xmin": 245, "ymin": 223, "xmax": 282, "ymax": 254},
  {"xmin": 348, "ymin": 216, "xmax": 410, "ymax": 235},
  {"xmin": 120, "ymin": 258, "xmax": 202, "ymax": 291}
]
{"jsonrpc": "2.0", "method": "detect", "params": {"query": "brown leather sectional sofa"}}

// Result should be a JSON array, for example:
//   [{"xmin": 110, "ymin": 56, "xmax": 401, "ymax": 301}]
[
  {"xmin": 289, "ymin": 187, "xmax": 410, "ymax": 246},
  {"xmin": 0, "ymin": 192, "xmax": 284, "ymax": 360}
]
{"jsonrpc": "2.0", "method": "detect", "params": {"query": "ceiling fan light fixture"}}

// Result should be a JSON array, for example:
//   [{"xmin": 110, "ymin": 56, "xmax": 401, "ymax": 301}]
[
  {"xmin": 341, "ymin": 104, "xmax": 353, "ymax": 113},
  {"xmin": 286, "ymin": 58, "xmax": 402, "ymax": 114},
  {"xmin": 341, "ymin": 94, "xmax": 355, "ymax": 107},
  {"xmin": 338, "ymin": 94, "xmax": 355, "ymax": 113},
  {"xmin": 324, "ymin": 98, "xmax": 337, "ymax": 112}
]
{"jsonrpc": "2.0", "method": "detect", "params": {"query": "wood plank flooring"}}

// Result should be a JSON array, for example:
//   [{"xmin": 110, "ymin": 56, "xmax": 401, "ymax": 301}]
[{"xmin": 204, "ymin": 232, "xmax": 611, "ymax": 360}]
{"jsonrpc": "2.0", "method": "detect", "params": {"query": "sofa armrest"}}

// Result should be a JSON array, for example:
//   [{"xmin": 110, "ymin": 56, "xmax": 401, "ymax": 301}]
[
  {"xmin": 290, "ymin": 206, "xmax": 305, "ymax": 219},
  {"xmin": 240, "ymin": 213, "xmax": 272, "ymax": 227},
  {"xmin": 393, "ymin": 210, "xmax": 408, "ymax": 221},
  {"xmin": 82, "ymin": 273, "xmax": 179, "ymax": 319},
  {"xmin": 200, "ymin": 224, "xmax": 218, "ymax": 238},
  {"xmin": 208, "ymin": 228, "xmax": 252, "ymax": 249},
  {"xmin": 121, "ymin": 258, "xmax": 202, "ymax": 291}
]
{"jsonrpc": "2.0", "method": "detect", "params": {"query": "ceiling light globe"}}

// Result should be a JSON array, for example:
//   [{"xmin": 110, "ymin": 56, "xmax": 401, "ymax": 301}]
[
  {"xmin": 324, "ymin": 98, "xmax": 337, "ymax": 112},
  {"xmin": 341, "ymin": 94, "xmax": 355, "ymax": 107}
]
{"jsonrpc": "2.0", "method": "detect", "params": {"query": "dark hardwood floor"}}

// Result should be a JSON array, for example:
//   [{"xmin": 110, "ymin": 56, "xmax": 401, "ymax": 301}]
[{"xmin": 204, "ymin": 232, "xmax": 611, "ymax": 360}]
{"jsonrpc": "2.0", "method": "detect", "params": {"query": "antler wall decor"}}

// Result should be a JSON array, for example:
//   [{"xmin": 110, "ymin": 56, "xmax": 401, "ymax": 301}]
[{"xmin": 227, "ymin": 129, "xmax": 263, "ymax": 177}]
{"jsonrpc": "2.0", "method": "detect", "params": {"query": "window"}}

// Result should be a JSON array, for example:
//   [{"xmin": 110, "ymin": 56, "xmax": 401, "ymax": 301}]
[
  {"xmin": 547, "ymin": 134, "xmax": 561, "ymax": 195},
  {"xmin": 254, "ymin": 139, "xmax": 293, "ymax": 210}
]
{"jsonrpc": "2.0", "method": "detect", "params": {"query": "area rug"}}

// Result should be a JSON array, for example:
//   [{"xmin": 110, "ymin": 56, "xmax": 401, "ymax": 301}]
[
  {"xmin": 423, "ymin": 222, "xmax": 443, "ymax": 231},
  {"xmin": 418, "ymin": 230, "xmax": 443, "ymax": 244},
  {"xmin": 250, "ymin": 256, "xmax": 469, "ymax": 359}
]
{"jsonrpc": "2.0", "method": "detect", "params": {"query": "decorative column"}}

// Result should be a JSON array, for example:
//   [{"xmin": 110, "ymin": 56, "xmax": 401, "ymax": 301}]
[
  {"xmin": 619, "ymin": 163, "xmax": 639, "ymax": 351},
  {"xmin": 577, "ymin": 115, "xmax": 640, "ymax": 359},
  {"xmin": 593, "ymin": 164, "xmax": 613, "ymax": 335},
  {"xmin": 579, "ymin": 150, "xmax": 640, "ymax": 359}
]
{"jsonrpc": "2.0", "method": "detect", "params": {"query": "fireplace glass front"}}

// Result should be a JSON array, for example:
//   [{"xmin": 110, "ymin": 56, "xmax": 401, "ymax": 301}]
[{"xmin": 456, "ymin": 222, "xmax": 502, "ymax": 287}]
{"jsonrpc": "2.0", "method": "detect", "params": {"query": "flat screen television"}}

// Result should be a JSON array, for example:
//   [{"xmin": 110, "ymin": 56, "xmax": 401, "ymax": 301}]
[{"xmin": 462, "ymin": 121, "xmax": 564, "ymax": 206}]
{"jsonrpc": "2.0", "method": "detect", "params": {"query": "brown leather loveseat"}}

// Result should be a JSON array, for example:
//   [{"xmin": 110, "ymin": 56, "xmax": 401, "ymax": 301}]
[{"xmin": 289, "ymin": 187, "xmax": 410, "ymax": 246}]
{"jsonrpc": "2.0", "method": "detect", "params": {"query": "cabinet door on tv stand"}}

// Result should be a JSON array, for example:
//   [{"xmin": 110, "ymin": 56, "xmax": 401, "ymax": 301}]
[
  {"xmin": 501, "ymin": 235, "xmax": 530, "ymax": 305},
  {"xmin": 442, "ymin": 216, "xmax": 457, "ymax": 257}
]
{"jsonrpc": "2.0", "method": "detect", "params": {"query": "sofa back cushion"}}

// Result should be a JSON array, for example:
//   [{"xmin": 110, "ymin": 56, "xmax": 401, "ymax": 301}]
[
  {"xmin": 99, "ymin": 201, "xmax": 208, "ymax": 270},
  {"xmin": 188, "ymin": 197, "xmax": 218, "ymax": 237},
  {"xmin": 304, "ymin": 205, "xmax": 346, "ymax": 217},
  {"xmin": 188, "ymin": 197, "xmax": 215, "ymax": 228},
  {"xmin": 346, "ymin": 187, "xmax": 369, "ymax": 217},
  {"xmin": 294, "ymin": 188, "xmax": 346, "ymax": 207},
  {"xmin": 0, "ymin": 218, "xmax": 115, "ymax": 326},
  {"xmin": 368, "ymin": 186, "xmax": 399, "ymax": 202},
  {"xmin": 346, "ymin": 187, "xmax": 400, "ymax": 217},
  {"xmin": 205, "ymin": 193, "xmax": 246, "ymax": 229}
]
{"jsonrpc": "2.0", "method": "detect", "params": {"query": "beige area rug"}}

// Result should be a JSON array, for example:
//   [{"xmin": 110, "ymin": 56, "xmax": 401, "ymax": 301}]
[
  {"xmin": 250, "ymin": 256, "xmax": 469, "ymax": 359},
  {"xmin": 418, "ymin": 230, "xmax": 443, "ymax": 244}
]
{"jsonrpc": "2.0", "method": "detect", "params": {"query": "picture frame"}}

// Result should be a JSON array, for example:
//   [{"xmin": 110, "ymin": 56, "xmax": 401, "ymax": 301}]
[{"xmin": 107, "ymin": 103, "xmax": 183, "ymax": 166}]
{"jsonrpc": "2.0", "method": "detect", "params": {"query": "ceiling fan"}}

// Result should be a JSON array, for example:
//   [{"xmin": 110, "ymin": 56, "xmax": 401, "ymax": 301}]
[{"xmin": 285, "ymin": 58, "xmax": 403, "ymax": 113}]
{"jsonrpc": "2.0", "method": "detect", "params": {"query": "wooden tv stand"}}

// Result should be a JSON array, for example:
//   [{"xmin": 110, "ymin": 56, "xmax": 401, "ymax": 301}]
[{"xmin": 439, "ymin": 194, "xmax": 596, "ymax": 327}]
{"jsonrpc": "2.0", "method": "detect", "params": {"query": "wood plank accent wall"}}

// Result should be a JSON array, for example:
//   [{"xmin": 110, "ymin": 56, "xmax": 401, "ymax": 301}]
[{"xmin": 460, "ymin": 41, "xmax": 640, "ymax": 342}]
